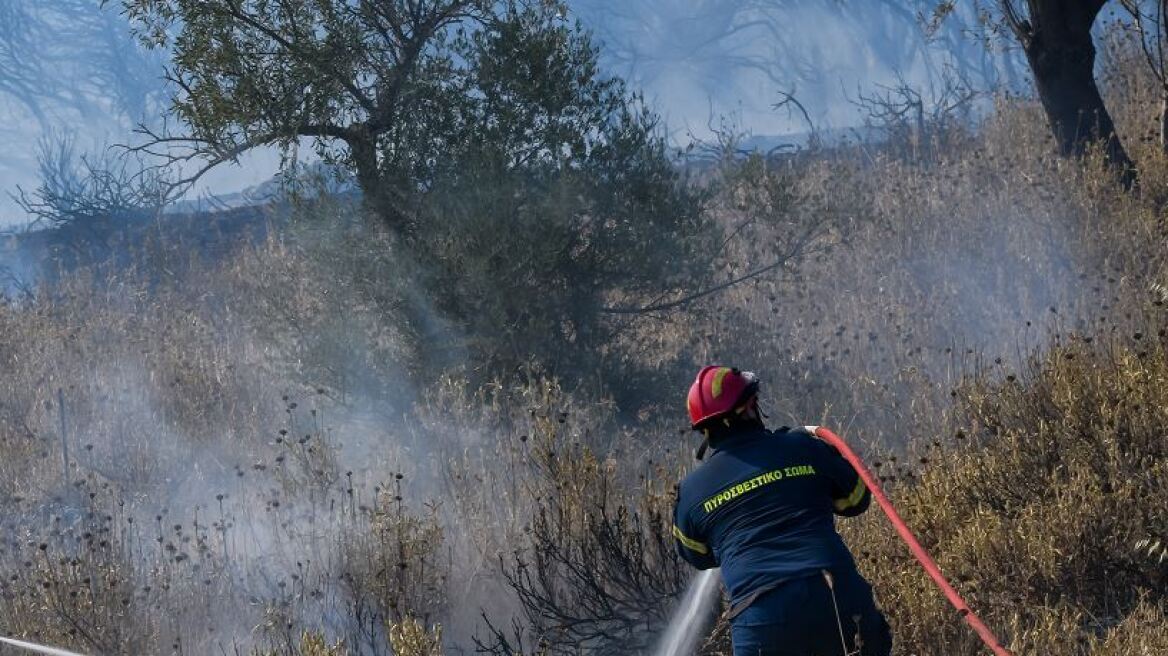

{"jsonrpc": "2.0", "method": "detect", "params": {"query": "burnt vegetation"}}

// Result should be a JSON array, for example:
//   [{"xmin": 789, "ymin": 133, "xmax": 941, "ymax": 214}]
[{"xmin": 1, "ymin": 2, "xmax": 1168, "ymax": 655}]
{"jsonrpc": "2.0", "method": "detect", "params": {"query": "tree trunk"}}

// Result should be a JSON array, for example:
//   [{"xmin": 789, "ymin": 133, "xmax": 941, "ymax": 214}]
[
  {"xmin": 1018, "ymin": 0, "xmax": 1136, "ymax": 188},
  {"xmin": 347, "ymin": 131, "xmax": 411, "ymax": 236},
  {"xmin": 345, "ymin": 130, "xmax": 441, "ymax": 373}
]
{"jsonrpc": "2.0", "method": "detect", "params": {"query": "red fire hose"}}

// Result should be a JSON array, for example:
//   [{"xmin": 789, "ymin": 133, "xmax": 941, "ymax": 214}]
[{"xmin": 809, "ymin": 426, "xmax": 1014, "ymax": 656}]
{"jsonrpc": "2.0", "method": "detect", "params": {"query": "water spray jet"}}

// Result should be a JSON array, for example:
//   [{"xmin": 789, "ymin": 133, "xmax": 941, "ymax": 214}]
[
  {"xmin": 0, "ymin": 636, "xmax": 90, "ymax": 656},
  {"xmin": 654, "ymin": 568, "xmax": 720, "ymax": 656}
]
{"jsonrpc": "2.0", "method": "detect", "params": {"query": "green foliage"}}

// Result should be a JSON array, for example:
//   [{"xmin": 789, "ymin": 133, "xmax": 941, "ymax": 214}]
[
  {"xmin": 115, "ymin": 0, "xmax": 490, "ymax": 227},
  {"xmin": 415, "ymin": 120, "xmax": 708, "ymax": 375},
  {"xmin": 113, "ymin": 0, "xmax": 713, "ymax": 381},
  {"xmin": 464, "ymin": 4, "xmax": 623, "ymax": 169},
  {"xmin": 114, "ymin": 0, "xmax": 686, "ymax": 234}
]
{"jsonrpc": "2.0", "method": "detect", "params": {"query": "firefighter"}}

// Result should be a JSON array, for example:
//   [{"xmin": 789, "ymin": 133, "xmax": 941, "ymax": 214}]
[{"xmin": 672, "ymin": 366, "xmax": 892, "ymax": 656}]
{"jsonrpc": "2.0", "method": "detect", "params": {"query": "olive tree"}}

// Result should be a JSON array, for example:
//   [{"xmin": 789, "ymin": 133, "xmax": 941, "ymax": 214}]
[
  {"xmin": 112, "ymin": 0, "xmax": 715, "ymax": 378},
  {"xmin": 112, "ymin": 0, "xmax": 494, "ymax": 235},
  {"xmin": 112, "ymin": 1, "xmax": 690, "ymax": 239}
]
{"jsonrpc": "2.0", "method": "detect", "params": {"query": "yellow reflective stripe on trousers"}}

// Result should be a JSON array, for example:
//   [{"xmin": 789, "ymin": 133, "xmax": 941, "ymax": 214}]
[
  {"xmin": 672, "ymin": 524, "xmax": 709, "ymax": 554},
  {"xmin": 834, "ymin": 478, "xmax": 867, "ymax": 511}
]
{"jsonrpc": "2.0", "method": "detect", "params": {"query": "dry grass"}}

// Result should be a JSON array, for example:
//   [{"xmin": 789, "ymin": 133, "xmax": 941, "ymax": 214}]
[{"xmin": 834, "ymin": 335, "xmax": 1168, "ymax": 655}]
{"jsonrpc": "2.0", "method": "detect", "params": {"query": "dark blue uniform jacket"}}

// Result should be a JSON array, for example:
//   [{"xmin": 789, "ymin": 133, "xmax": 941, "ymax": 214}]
[{"xmin": 672, "ymin": 426, "xmax": 871, "ymax": 608}]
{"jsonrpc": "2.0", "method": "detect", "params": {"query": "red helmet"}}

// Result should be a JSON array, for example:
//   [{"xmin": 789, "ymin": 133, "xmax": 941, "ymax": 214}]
[{"xmin": 686, "ymin": 366, "xmax": 760, "ymax": 428}]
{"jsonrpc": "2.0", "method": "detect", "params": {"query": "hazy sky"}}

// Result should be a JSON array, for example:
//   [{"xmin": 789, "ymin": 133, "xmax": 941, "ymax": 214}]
[
  {"xmin": 0, "ymin": 1, "xmax": 1011, "ymax": 227},
  {"xmin": 570, "ymin": 0, "xmax": 1011, "ymax": 139}
]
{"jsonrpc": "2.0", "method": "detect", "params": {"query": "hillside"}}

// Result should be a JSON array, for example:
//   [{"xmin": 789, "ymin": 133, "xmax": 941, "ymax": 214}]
[{"xmin": 0, "ymin": 4, "xmax": 1167, "ymax": 656}]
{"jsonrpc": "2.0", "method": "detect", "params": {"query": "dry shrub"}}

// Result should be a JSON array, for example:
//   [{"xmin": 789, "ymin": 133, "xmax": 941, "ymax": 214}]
[
  {"xmin": 827, "ymin": 331, "xmax": 1168, "ymax": 655},
  {"xmin": 253, "ymin": 631, "xmax": 348, "ymax": 656},
  {"xmin": 410, "ymin": 369, "xmax": 688, "ymax": 651},
  {"xmin": 0, "ymin": 244, "xmax": 454, "ymax": 654},
  {"xmin": 388, "ymin": 617, "xmax": 443, "ymax": 656},
  {"xmin": 341, "ymin": 486, "xmax": 448, "ymax": 631},
  {"xmin": 480, "ymin": 429, "xmax": 682, "ymax": 655},
  {"xmin": 1089, "ymin": 600, "xmax": 1168, "ymax": 655},
  {"xmin": 640, "ymin": 89, "xmax": 1168, "ymax": 452}
]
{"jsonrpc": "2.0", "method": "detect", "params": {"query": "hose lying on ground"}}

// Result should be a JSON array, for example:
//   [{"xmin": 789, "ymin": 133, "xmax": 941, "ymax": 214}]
[{"xmin": 808, "ymin": 426, "xmax": 1014, "ymax": 656}]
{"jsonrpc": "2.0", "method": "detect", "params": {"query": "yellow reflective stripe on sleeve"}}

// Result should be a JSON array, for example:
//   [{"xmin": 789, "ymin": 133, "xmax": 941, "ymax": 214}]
[
  {"xmin": 672, "ymin": 524, "xmax": 709, "ymax": 554},
  {"xmin": 833, "ymin": 478, "xmax": 867, "ymax": 511}
]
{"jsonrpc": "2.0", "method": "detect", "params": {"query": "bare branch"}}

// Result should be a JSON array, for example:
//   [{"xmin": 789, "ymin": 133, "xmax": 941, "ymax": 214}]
[
  {"xmin": 773, "ymin": 87, "xmax": 817, "ymax": 138},
  {"xmin": 1000, "ymin": 0, "xmax": 1031, "ymax": 46},
  {"xmin": 601, "ymin": 227, "xmax": 820, "ymax": 316},
  {"xmin": 1119, "ymin": 0, "xmax": 1168, "ymax": 86}
]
